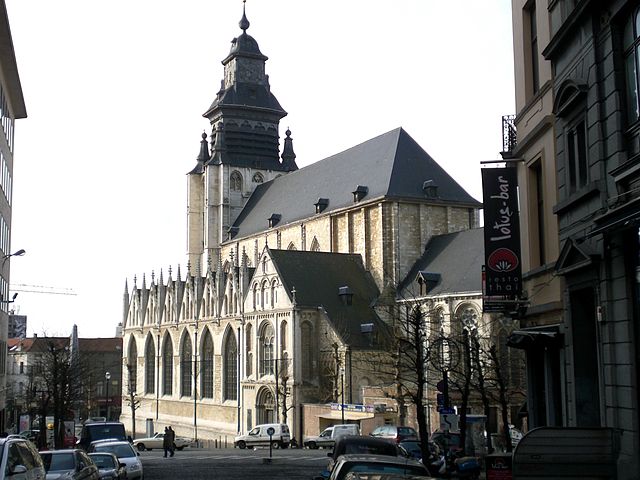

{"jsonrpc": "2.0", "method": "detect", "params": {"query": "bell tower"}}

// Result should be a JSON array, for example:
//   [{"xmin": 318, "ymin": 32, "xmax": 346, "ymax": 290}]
[{"xmin": 187, "ymin": 3, "xmax": 292, "ymax": 271}]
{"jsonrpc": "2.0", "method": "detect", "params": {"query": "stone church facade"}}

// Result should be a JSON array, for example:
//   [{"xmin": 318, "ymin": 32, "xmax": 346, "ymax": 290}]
[{"xmin": 120, "ymin": 7, "xmax": 484, "ymax": 442}]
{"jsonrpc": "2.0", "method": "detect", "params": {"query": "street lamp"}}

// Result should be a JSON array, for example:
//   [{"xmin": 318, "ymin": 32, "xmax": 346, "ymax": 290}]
[
  {"xmin": 340, "ymin": 367, "xmax": 345, "ymax": 424},
  {"xmin": 2, "ymin": 248, "xmax": 25, "ymax": 266},
  {"xmin": 105, "ymin": 372, "xmax": 111, "ymax": 421}
]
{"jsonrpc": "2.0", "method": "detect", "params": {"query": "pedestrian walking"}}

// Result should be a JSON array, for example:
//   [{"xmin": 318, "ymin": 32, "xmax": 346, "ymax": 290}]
[
  {"xmin": 168, "ymin": 426, "xmax": 176, "ymax": 457},
  {"xmin": 162, "ymin": 427, "xmax": 171, "ymax": 458}
]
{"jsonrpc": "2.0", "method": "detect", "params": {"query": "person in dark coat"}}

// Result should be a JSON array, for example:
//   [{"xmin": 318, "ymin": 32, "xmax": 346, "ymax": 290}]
[
  {"xmin": 167, "ymin": 426, "xmax": 176, "ymax": 457},
  {"xmin": 162, "ymin": 427, "xmax": 171, "ymax": 458}
]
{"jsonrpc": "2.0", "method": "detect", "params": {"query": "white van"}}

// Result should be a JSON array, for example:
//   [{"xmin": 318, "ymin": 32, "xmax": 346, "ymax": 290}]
[
  {"xmin": 303, "ymin": 424, "xmax": 360, "ymax": 449},
  {"xmin": 234, "ymin": 423, "xmax": 291, "ymax": 449}
]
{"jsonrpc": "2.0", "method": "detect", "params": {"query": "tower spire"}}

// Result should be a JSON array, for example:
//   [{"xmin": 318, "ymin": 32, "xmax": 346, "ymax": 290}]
[
  {"xmin": 281, "ymin": 127, "xmax": 299, "ymax": 171},
  {"xmin": 240, "ymin": 0, "xmax": 250, "ymax": 33}
]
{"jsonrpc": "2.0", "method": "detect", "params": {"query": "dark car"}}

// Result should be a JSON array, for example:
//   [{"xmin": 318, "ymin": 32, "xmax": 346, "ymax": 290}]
[
  {"xmin": 398, "ymin": 440, "xmax": 441, "ymax": 462},
  {"xmin": 370, "ymin": 425, "xmax": 419, "ymax": 444},
  {"xmin": 88, "ymin": 452, "xmax": 127, "ymax": 480},
  {"xmin": 78, "ymin": 422, "xmax": 126, "ymax": 451},
  {"xmin": 430, "ymin": 430, "xmax": 462, "ymax": 454},
  {"xmin": 327, "ymin": 435, "xmax": 399, "ymax": 473},
  {"xmin": 40, "ymin": 449, "xmax": 100, "ymax": 480},
  {"xmin": 324, "ymin": 454, "xmax": 430, "ymax": 480}
]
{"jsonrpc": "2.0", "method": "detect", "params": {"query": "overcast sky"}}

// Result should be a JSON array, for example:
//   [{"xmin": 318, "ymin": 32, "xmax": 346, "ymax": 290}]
[{"xmin": 5, "ymin": 0, "xmax": 514, "ymax": 338}]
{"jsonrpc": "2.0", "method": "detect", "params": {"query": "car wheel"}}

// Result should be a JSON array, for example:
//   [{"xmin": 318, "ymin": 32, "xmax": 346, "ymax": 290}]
[
  {"xmin": 136, "ymin": 443, "xmax": 146, "ymax": 452},
  {"xmin": 176, "ymin": 446, "xmax": 185, "ymax": 451},
  {"xmin": 237, "ymin": 441, "xmax": 246, "ymax": 449},
  {"xmin": 271, "ymin": 441, "xmax": 280, "ymax": 449},
  {"xmin": 307, "ymin": 441, "xmax": 317, "ymax": 449}
]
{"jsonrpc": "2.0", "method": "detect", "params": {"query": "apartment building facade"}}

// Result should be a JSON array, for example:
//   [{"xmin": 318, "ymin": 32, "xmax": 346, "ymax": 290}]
[
  {"xmin": 510, "ymin": 1, "xmax": 640, "ymax": 476},
  {"xmin": 0, "ymin": 0, "xmax": 26, "ymax": 432}
]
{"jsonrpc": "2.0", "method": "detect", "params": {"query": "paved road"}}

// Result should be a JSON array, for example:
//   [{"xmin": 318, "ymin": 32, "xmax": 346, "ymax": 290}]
[{"xmin": 139, "ymin": 446, "xmax": 329, "ymax": 480}]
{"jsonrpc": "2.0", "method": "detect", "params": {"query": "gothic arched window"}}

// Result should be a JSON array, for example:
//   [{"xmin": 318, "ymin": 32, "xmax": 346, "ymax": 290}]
[
  {"xmin": 246, "ymin": 323, "xmax": 253, "ymax": 376},
  {"xmin": 223, "ymin": 331, "xmax": 238, "ymax": 401},
  {"xmin": 127, "ymin": 338, "xmax": 138, "ymax": 394},
  {"xmin": 271, "ymin": 280, "xmax": 277, "ymax": 307},
  {"xmin": 181, "ymin": 334, "xmax": 193, "ymax": 397},
  {"xmin": 201, "ymin": 329, "xmax": 214, "ymax": 398},
  {"xmin": 259, "ymin": 323, "xmax": 274, "ymax": 376},
  {"xmin": 301, "ymin": 322, "xmax": 314, "ymax": 379},
  {"xmin": 145, "ymin": 336, "xmax": 155, "ymax": 394},
  {"xmin": 230, "ymin": 171, "xmax": 242, "ymax": 191},
  {"xmin": 280, "ymin": 320, "xmax": 288, "ymax": 353},
  {"xmin": 162, "ymin": 335, "xmax": 173, "ymax": 395},
  {"xmin": 253, "ymin": 172, "xmax": 264, "ymax": 183},
  {"xmin": 310, "ymin": 237, "xmax": 320, "ymax": 252}
]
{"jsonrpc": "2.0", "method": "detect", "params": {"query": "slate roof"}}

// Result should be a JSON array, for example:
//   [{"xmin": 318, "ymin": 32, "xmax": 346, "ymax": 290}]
[
  {"xmin": 8, "ymin": 337, "xmax": 122, "ymax": 353},
  {"xmin": 230, "ymin": 128, "xmax": 482, "ymax": 240},
  {"xmin": 268, "ymin": 249, "xmax": 391, "ymax": 349},
  {"xmin": 398, "ymin": 228, "xmax": 484, "ymax": 298}
]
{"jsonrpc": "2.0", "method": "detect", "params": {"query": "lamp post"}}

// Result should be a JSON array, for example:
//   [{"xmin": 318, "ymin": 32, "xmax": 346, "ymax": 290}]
[
  {"xmin": 340, "ymin": 367, "xmax": 345, "ymax": 424},
  {"xmin": 2, "ymin": 248, "xmax": 25, "ymax": 267},
  {"xmin": 105, "ymin": 372, "xmax": 111, "ymax": 421}
]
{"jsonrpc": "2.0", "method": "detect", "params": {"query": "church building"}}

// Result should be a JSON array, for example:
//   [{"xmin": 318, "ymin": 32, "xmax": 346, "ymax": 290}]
[{"xmin": 120, "ymin": 6, "xmax": 484, "ymax": 442}]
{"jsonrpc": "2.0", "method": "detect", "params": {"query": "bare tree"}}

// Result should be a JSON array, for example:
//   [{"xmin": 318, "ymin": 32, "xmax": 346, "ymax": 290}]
[
  {"xmin": 32, "ymin": 338, "xmax": 83, "ymax": 449},
  {"xmin": 125, "ymin": 362, "xmax": 141, "ymax": 439}
]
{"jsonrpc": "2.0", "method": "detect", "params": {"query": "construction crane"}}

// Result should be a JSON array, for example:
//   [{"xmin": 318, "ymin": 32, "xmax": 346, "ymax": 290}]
[{"xmin": 11, "ymin": 284, "xmax": 77, "ymax": 296}]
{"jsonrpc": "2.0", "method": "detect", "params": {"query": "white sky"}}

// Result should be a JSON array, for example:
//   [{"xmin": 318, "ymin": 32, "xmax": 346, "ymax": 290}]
[{"xmin": 5, "ymin": 0, "xmax": 514, "ymax": 338}]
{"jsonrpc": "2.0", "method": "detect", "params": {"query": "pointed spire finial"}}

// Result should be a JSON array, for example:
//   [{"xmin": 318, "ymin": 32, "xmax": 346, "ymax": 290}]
[
  {"xmin": 281, "ymin": 127, "xmax": 298, "ymax": 171},
  {"xmin": 240, "ymin": 0, "xmax": 250, "ymax": 32}
]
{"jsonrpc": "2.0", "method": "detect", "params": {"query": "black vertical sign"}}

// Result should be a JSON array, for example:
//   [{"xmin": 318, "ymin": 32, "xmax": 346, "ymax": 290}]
[{"xmin": 481, "ymin": 167, "xmax": 522, "ymax": 296}]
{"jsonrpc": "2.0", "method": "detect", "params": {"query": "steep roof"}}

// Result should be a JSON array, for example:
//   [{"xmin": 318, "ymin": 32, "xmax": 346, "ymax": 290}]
[
  {"xmin": 268, "ymin": 249, "xmax": 390, "ymax": 348},
  {"xmin": 398, "ymin": 228, "xmax": 484, "ymax": 298},
  {"xmin": 8, "ymin": 336, "xmax": 122, "ymax": 353},
  {"xmin": 230, "ymin": 128, "xmax": 481, "ymax": 240}
]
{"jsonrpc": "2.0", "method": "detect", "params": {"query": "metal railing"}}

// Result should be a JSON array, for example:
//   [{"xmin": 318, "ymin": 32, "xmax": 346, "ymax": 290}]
[{"xmin": 502, "ymin": 115, "xmax": 517, "ymax": 154}]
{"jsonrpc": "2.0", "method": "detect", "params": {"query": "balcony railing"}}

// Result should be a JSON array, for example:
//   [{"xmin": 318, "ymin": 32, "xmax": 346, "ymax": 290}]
[{"xmin": 502, "ymin": 115, "xmax": 517, "ymax": 155}]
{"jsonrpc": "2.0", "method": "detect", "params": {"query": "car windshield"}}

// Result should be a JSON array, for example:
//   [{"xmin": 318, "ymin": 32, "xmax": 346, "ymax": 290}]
[
  {"xmin": 95, "ymin": 443, "xmax": 136, "ymax": 458},
  {"xmin": 41, "ymin": 452, "xmax": 75, "ymax": 472},
  {"xmin": 90, "ymin": 455, "xmax": 116, "ymax": 468},
  {"xmin": 400, "ymin": 441, "xmax": 420, "ymax": 450},
  {"xmin": 343, "ymin": 443, "xmax": 397, "ymax": 456},
  {"xmin": 397, "ymin": 427, "xmax": 416, "ymax": 436}
]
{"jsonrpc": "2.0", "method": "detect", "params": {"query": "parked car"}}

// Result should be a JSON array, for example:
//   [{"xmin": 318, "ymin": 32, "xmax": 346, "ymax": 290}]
[
  {"xmin": 430, "ymin": 431, "xmax": 462, "ymax": 454},
  {"xmin": 40, "ymin": 449, "xmax": 100, "ymax": 480},
  {"xmin": 77, "ymin": 423, "xmax": 126, "ymax": 451},
  {"xmin": 88, "ymin": 441, "xmax": 143, "ymax": 480},
  {"xmin": 327, "ymin": 435, "xmax": 399, "ymax": 474},
  {"xmin": 316, "ymin": 454, "xmax": 430, "ymax": 480},
  {"xmin": 234, "ymin": 423, "xmax": 290, "ymax": 449},
  {"xmin": 0, "ymin": 435, "xmax": 46, "ymax": 479},
  {"xmin": 88, "ymin": 452, "xmax": 127, "ymax": 480},
  {"xmin": 370, "ymin": 425, "xmax": 419, "ymax": 444},
  {"xmin": 304, "ymin": 424, "xmax": 361, "ymax": 449},
  {"xmin": 132, "ymin": 432, "xmax": 192, "ymax": 451}
]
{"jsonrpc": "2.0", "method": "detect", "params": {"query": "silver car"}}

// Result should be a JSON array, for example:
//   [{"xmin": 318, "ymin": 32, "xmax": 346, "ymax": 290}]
[
  {"xmin": 39, "ymin": 449, "xmax": 99, "ymax": 480},
  {"xmin": 0, "ymin": 436, "xmax": 46, "ymax": 479},
  {"xmin": 88, "ymin": 452, "xmax": 127, "ymax": 480},
  {"xmin": 88, "ymin": 441, "xmax": 143, "ymax": 480}
]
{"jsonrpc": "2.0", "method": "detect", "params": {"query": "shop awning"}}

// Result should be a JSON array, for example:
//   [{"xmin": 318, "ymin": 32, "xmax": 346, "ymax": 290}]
[
  {"xmin": 507, "ymin": 329, "xmax": 562, "ymax": 350},
  {"xmin": 317, "ymin": 411, "xmax": 375, "ymax": 420}
]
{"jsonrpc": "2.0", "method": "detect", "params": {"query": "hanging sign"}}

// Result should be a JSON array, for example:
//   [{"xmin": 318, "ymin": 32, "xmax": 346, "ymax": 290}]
[{"xmin": 481, "ymin": 167, "xmax": 522, "ymax": 296}]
